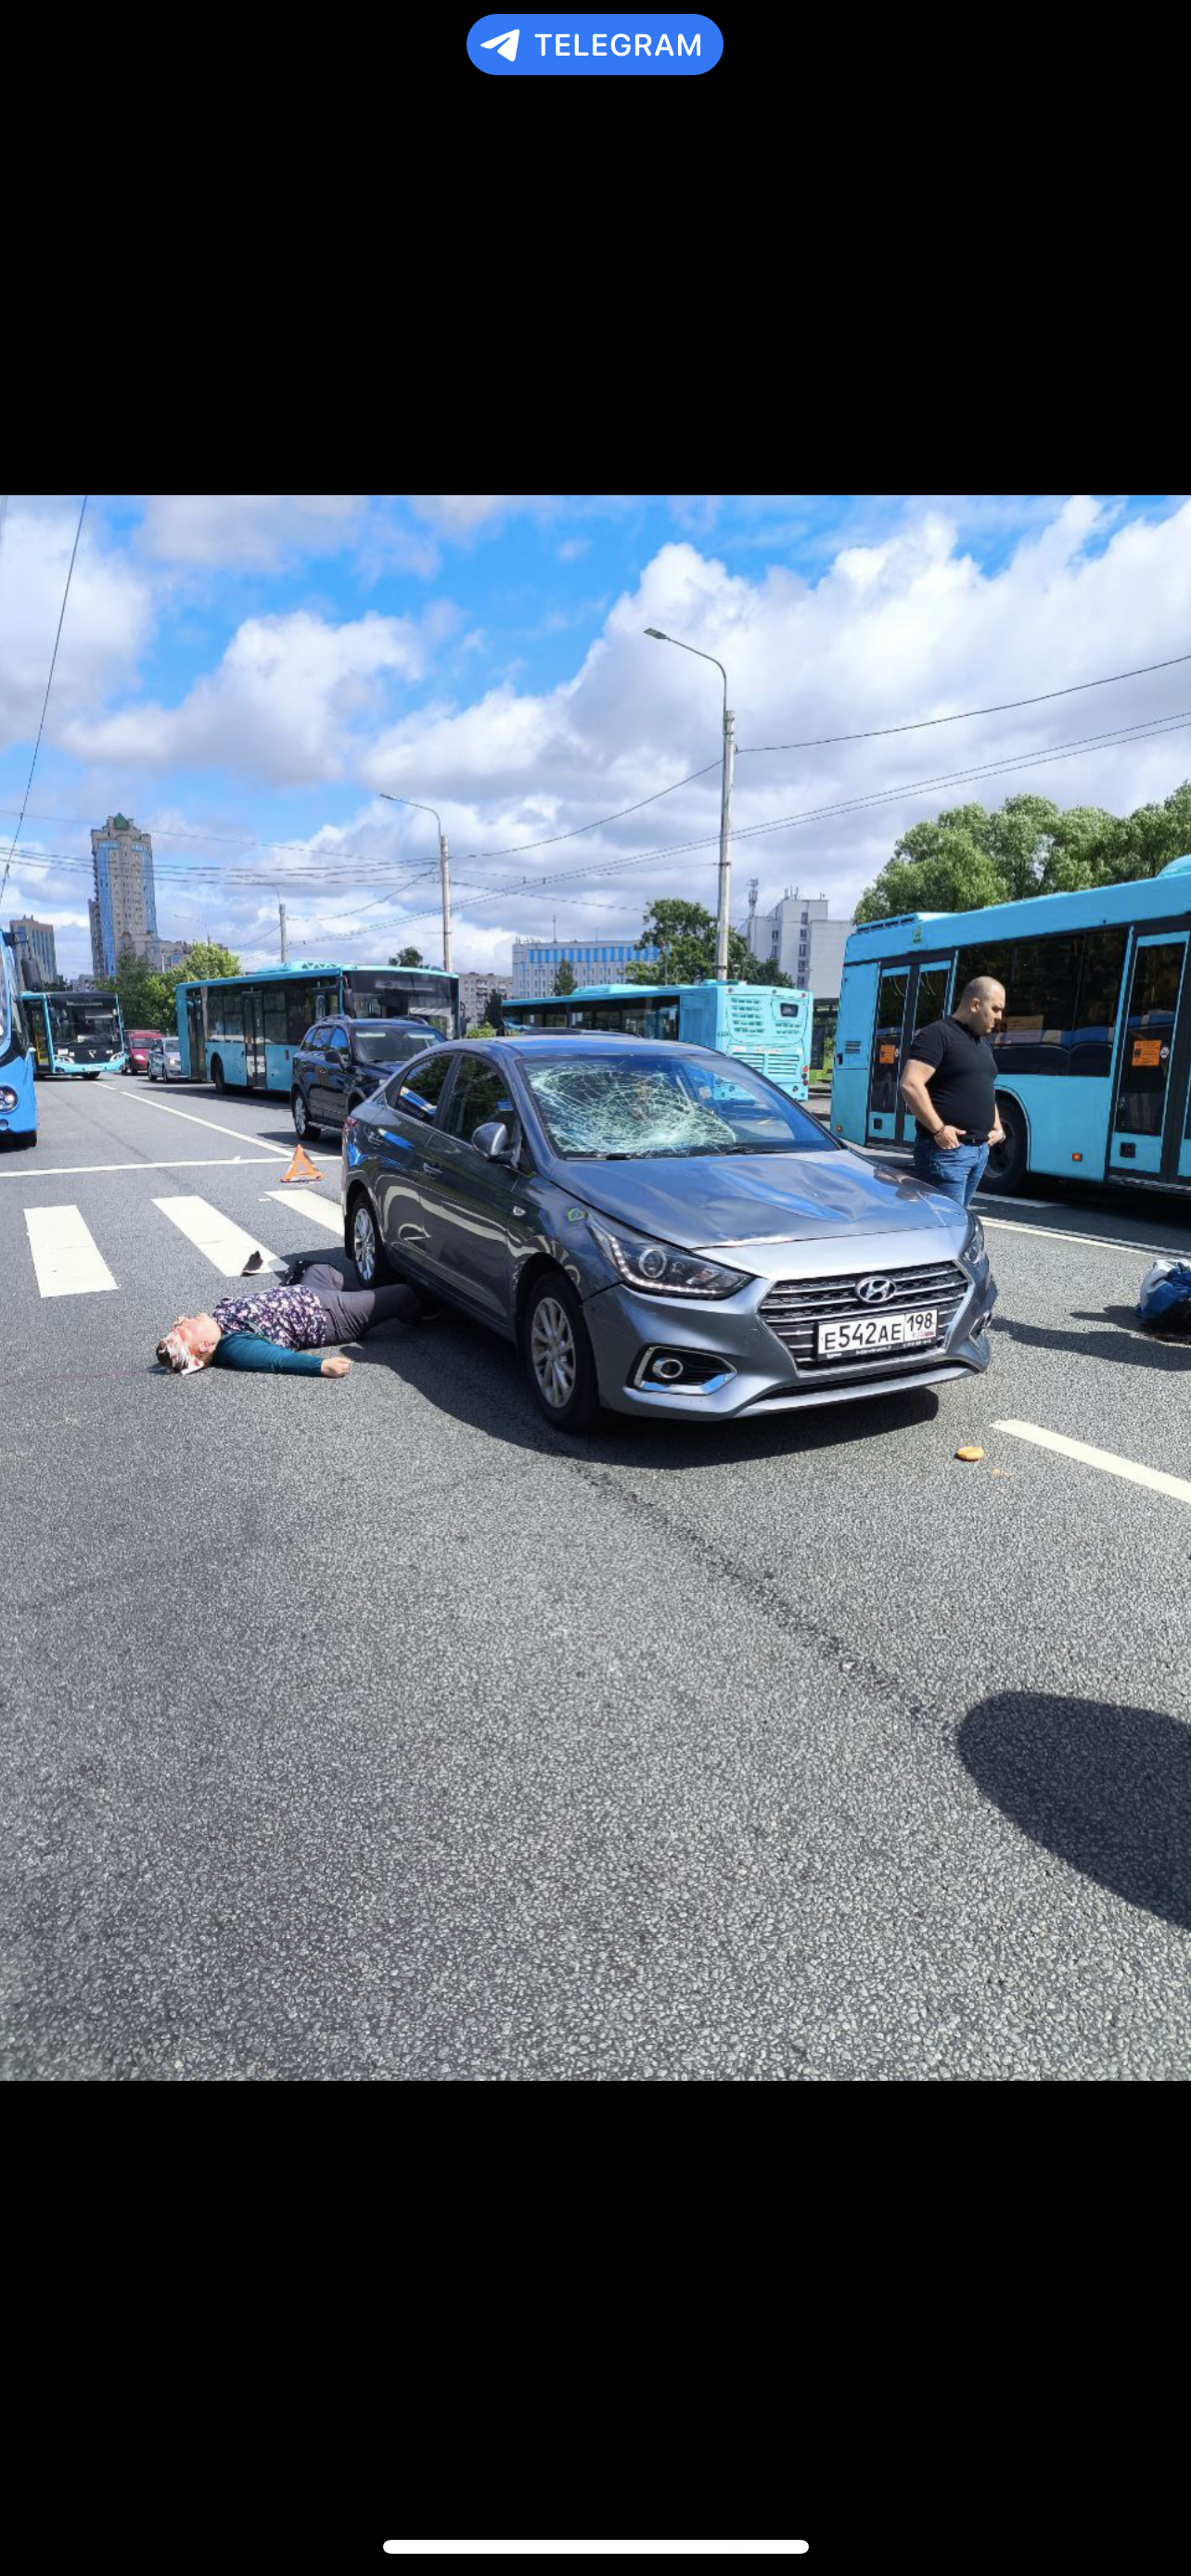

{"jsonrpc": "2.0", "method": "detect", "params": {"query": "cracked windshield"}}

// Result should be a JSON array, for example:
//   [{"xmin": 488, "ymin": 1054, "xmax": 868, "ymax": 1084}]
[{"xmin": 523, "ymin": 1052, "xmax": 830, "ymax": 1157}]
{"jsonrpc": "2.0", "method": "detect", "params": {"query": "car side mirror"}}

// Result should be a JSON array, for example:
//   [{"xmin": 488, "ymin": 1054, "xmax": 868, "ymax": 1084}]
[{"xmin": 472, "ymin": 1119, "xmax": 516, "ymax": 1163}]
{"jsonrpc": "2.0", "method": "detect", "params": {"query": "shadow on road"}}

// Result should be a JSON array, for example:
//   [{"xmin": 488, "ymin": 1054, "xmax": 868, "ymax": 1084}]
[
  {"xmin": 348, "ymin": 1293, "xmax": 945, "ymax": 1469},
  {"xmin": 990, "ymin": 1307, "xmax": 1191, "ymax": 1367},
  {"xmin": 958, "ymin": 1691, "xmax": 1191, "ymax": 1930}
]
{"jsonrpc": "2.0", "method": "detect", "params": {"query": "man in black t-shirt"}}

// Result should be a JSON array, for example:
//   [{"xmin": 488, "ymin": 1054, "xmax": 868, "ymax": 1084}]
[{"xmin": 900, "ymin": 976, "xmax": 1006, "ymax": 1209}]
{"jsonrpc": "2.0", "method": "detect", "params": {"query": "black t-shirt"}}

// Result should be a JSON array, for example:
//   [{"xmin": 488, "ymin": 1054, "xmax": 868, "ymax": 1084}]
[{"xmin": 907, "ymin": 1015, "xmax": 998, "ymax": 1139}]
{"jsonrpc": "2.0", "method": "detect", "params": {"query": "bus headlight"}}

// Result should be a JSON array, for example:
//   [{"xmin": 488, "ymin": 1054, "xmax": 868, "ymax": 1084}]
[
  {"xmin": 589, "ymin": 1218, "xmax": 752, "ymax": 1299},
  {"xmin": 0, "ymin": 1087, "xmax": 17, "ymax": 1110}
]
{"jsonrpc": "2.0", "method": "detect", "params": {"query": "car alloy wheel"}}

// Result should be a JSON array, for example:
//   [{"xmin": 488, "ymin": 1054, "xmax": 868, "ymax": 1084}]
[{"xmin": 531, "ymin": 1294, "xmax": 578, "ymax": 1409}]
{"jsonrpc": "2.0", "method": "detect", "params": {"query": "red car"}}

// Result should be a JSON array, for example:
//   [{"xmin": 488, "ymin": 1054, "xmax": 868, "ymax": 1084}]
[{"xmin": 123, "ymin": 1028, "xmax": 160, "ymax": 1075}]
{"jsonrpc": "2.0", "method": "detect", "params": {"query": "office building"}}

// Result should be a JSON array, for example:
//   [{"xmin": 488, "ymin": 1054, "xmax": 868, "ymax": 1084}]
[
  {"xmin": 90, "ymin": 812, "xmax": 158, "ymax": 979},
  {"xmin": 512, "ymin": 936, "xmax": 659, "ymax": 999},
  {"xmin": 8, "ymin": 915, "xmax": 58, "ymax": 987},
  {"xmin": 745, "ymin": 885, "xmax": 854, "ymax": 1001}
]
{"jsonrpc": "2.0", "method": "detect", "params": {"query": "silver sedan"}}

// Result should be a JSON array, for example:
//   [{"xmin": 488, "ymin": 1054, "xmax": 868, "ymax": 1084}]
[
  {"xmin": 147, "ymin": 1037, "xmax": 184, "ymax": 1082},
  {"xmin": 341, "ymin": 1036, "xmax": 997, "ymax": 1435}
]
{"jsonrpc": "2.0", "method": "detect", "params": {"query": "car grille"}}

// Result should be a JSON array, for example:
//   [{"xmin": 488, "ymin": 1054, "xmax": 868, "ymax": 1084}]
[{"xmin": 759, "ymin": 1260, "xmax": 970, "ymax": 1371}]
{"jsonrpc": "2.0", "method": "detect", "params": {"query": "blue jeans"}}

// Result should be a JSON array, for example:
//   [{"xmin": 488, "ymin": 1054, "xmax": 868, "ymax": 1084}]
[{"xmin": 912, "ymin": 1137, "xmax": 989, "ymax": 1209}]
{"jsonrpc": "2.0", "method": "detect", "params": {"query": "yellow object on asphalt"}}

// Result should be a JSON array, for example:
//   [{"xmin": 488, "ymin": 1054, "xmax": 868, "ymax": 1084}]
[{"xmin": 955, "ymin": 1446, "xmax": 985, "ymax": 1461}]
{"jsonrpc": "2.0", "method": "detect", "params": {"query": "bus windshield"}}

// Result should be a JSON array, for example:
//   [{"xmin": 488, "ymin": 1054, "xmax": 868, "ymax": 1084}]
[
  {"xmin": 50, "ymin": 999, "xmax": 122, "ymax": 1063},
  {"xmin": 522, "ymin": 1051, "xmax": 834, "ymax": 1160}
]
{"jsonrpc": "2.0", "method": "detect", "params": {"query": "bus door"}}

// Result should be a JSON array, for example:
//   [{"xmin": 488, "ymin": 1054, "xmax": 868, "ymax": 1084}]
[
  {"xmin": 186, "ymin": 988, "xmax": 206, "ymax": 1084},
  {"xmin": 243, "ymin": 987, "xmax": 267, "ymax": 1090},
  {"xmin": 865, "ymin": 957, "xmax": 951, "ymax": 1144},
  {"xmin": 866, "ymin": 968, "xmax": 908, "ymax": 1141},
  {"xmin": 1109, "ymin": 932, "xmax": 1188, "ymax": 1180}
]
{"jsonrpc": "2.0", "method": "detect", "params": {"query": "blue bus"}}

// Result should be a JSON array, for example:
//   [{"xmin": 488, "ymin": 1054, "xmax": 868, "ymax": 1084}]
[
  {"xmin": 502, "ymin": 980, "xmax": 813, "ymax": 1101},
  {"xmin": 23, "ymin": 988, "xmax": 125, "ymax": 1078},
  {"xmin": 175, "ymin": 961, "xmax": 462, "ymax": 1095},
  {"xmin": 0, "ymin": 933, "xmax": 37, "ymax": 1144},
  {"xmin": 831, "ymin": 856, "xmax": 1191, "ymax": 1193}
]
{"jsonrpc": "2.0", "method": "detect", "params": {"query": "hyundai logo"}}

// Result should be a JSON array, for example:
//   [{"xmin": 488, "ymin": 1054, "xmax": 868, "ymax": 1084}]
[{"xmin": 856, "ymin": 1275, "xmax": 894, "ymax": 1305}]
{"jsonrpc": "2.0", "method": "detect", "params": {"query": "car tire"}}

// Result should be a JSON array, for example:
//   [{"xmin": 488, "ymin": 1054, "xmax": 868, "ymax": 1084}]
[
  {"xmin": 350, "ymin": 1192, "xmax": 394, "ymax": 1286},
  {"xmin": 985, "ymin": 1097, "xmax": 1027, "ymax": 1192},
  {"xmin": 522, "ymin": 1271, "xmax": 600, "ymax": 1434},
  {"xmin": 211, "ymin": 1056, "xmax": 226, "ymax": 1094},
  {"xmin": 292, "ymin": 1089, "xmax": 320, "ymax": 1141}
]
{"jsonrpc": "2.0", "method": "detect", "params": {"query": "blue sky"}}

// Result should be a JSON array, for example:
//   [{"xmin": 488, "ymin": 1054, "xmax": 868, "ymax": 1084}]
[{"xmin": 1, "ymin": 492, "xmax": 1188, "ymax": 977}]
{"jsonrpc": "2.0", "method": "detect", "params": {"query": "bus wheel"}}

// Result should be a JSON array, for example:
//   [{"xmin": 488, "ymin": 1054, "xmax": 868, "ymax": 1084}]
[
  {"xmin": 211, "ymin": 1057, "xmax": 226, "ymax": 1094},
  {"xmin": 986, "ymin": 1099, "xmax": 1027, "ymax": 1192}
]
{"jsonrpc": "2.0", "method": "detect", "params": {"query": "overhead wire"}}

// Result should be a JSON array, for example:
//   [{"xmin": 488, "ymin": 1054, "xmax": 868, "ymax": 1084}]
[{"xmin": 0, "ymin": 494, "xmax": 88, "ymax": 910}]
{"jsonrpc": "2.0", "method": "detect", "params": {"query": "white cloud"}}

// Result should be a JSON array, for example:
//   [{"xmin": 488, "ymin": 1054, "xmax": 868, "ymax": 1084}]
[
  {"xmin": 0, "ymin": 502, "xmax": 153, "ymax": 752},
  {"xmin": 11, "ymin": 496, "xmax": 1191, "ymax": 985},
  {"xmin": 136, "ymin": 495, "xmax": 365, "ymax": 567},
  {"xmin": 59, "ymin": 606, "xmax": 463, "ymax": 785}
]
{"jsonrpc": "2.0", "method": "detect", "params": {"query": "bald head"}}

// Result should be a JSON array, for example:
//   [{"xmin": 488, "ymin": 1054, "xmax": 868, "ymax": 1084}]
[{"xmin": 957, "ymin": 976, "xmax": 1005, "ymax": 1036}]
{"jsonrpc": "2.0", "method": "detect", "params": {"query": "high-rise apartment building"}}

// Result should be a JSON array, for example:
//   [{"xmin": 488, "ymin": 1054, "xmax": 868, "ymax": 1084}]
[
  {"xmin": 457, "ymin": 969, "xmax": 515, "ymax": 1027},
  {"xmin": 8, "ymin": 915, "xmax": 58, "ymax": 987},
  {"xmin": 90, "ymin": 813, "xmax": 157, "ymax": 979},
  {"xmin": 745, "ymin": 885, "xmax": 854, "ymax": 1001}
]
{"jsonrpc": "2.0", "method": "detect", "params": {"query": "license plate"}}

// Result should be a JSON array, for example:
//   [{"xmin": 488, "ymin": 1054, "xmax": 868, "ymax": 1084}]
[{"xmin": 816, "ymin": 1307, "xmax": 938, "ymax": 1357}]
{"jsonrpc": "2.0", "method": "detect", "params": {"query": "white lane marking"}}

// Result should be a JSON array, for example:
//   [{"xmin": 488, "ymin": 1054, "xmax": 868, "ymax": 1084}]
[
  {"xmin": 153, "ymin": 1196, "xmax": 279, "ymax": 1276},
  {"xmin": 982, "ymin": 1216, "xmax": 1185, "ymax": 1256},
  {"xmin": 382, "ymin": 2555, "xmax": 810, "ymax": 2563},
  {"xmin": 994, "ymin": 1419, "xmax": 1191, "ymax": 1507},
  {"xmin": 0, "ymin": 1156, "xmax": 281, "ymax": 1180},
  {"xmin": 24, "ymin": 1205, "xmax": 118, "ymax": 1297},
  {"xmin": 121, "ymin": 1093, "xmax": 336, "ymax": 1156},
  {"xmin": 976, "ymin": 1191, "xmax": 1057, "ymax": 1207},
  {"xmin": 260, "ymin": 1189, "xmax": 342, "ymax": 1234}
]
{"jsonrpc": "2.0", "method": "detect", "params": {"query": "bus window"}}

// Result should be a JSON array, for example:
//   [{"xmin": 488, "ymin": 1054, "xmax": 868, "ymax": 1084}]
[
  {"xmin": 910, "ymin": 965, "xmax": 949, "ymax": 1041},
  {"xmin": 1071, "ymin": 926, "xmax": 1127, "ymax": 1076}
]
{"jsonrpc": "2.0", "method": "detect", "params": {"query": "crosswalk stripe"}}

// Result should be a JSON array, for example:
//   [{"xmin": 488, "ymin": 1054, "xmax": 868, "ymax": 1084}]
[
  {"xmin": 152, "ymin": 1196, "xmax": 279, "ymax": 1276},
  {"xmin": 24, "ymin": 1205, "xmax": 118, "ymax": 1297},
  {"xmin": 260, "ymin": 1189, "xmax": 343, "ymax": 1237}
]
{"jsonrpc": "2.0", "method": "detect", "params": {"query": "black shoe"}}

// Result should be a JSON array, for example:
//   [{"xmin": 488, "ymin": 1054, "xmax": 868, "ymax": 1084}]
[
  {"xmin": 240, "ymin": 1249, "xmax": 266, "ymax": 1275},
  {"xmin": 280, "ymin": 1253, "xmax": 311, "ymax": 1285}
]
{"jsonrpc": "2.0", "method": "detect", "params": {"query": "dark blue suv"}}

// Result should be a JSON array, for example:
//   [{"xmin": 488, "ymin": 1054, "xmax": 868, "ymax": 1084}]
[{"xmin": 290, "ymin": 1016, "xmax": 442, "ymax": 1140}]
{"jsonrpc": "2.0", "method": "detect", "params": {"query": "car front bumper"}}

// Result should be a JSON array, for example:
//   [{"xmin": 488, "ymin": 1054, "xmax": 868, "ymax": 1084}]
[{"xmin": 583, "ymin": 1261, "xmax": 997, "ymax": 1422}]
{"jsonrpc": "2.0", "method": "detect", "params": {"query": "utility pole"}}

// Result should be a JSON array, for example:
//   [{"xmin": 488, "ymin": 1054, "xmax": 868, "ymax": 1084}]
[
  {"xmin": 378, "ymin": 794, "xmax": 452, "ymax": 973},
  {"xmin": 645, "ymin": 628, "xmax": 735, "ymax": 978},
  {"xmin": 277, "ymin": 897, "xmax": 288, "ymax": 963}
]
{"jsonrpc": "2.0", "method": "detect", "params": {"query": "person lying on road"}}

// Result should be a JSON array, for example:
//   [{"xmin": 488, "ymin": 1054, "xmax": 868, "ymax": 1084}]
[{"xmin": 156, "ymin": 1255, "xmax": 434, "ymax": 1377}]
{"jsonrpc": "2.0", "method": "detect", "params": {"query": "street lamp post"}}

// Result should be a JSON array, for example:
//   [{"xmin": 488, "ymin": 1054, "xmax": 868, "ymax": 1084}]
[
  {"xmin": 378, "ymin": 793, "xmax": 452, "ymax": 973},
  {"xmin": 274, "ymin": 892, "xmax": 288, "ymax": 963},
  {"xmin": 645, "ymin": 627, "xmax": 736, "ymax": 980}
]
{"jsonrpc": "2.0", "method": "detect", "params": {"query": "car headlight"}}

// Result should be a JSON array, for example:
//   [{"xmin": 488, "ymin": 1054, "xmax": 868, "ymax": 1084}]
[
  {"xmin": 963, "ymin": 1214, "xmax": 987, "ymax": 1266},
  {"xmin": 588, "ymin": 1218, "xmax": 752, "ymax": 1299}
]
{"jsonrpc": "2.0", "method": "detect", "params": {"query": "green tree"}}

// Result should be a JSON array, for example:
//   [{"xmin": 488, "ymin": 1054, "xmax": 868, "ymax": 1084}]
[
  {"xmin": 628, "ymin": 898, "xmax": 794, "ymax": 987},
  {"xmin": 391, "ymin": 946, "xmax": 425, "ymax": 967},
  {"xmin": 854, "ymin": 784, "xmax": 1191, "ymax": 922},
  {"xmin": 483, "ymin": 987, "xmax": 506, "ymax": 1030},
  {"xmin": 114, "ymin": 955, "xmax": 173, "ymax": 1031},
  {"xmin": 553, "ymin": 961, "xmax": 577, "ymax": 994},
  {"xmin": 182, "ymin": 940, "xmax": 241, "ymax": 979},
  {"xmin": 467, "ymin": 1022, "xmax": 497, "ymax": 1039}
]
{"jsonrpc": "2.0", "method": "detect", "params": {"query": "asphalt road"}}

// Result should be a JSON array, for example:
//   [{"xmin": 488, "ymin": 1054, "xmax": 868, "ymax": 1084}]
[{"xmin": 2, "ymin": 1073, "xmax": 1190, "ymax": 2081}]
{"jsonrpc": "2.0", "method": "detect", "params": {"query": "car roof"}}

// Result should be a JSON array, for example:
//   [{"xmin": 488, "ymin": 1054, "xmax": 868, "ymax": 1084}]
[{"xmin": 442, "ymin": 1032, "xmax": 724, "ymax": 1061}]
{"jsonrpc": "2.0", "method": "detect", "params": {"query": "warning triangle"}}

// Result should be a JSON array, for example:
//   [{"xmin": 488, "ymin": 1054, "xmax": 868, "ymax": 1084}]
[{"xmin": 280, "ymin": 1143, "xmax": 322, "ymax": 1184}]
